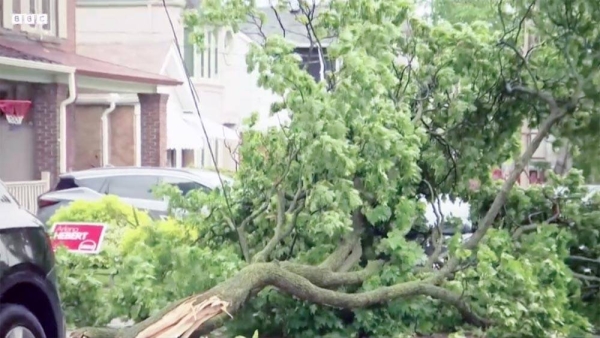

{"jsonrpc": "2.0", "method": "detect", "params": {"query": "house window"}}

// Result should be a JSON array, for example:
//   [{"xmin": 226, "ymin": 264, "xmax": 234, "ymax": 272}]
[
  {"xmin": 194, "ymin": 29, "xmax": 219, "ymax": 79},
  {"xmin": 528, "ymin": 169, "xmax": 545, "ymax": 184},
  {"xmin": 529, "ymin": 170, "xmax": 539, "ymax": 184},
  {"xmin": 200, "ymin": 140, "xmax": 220, "ymax": 168},
  {"xmin": 182, "ymin": 149, "xmax": 194, "ymax": 167},
  {"xmin": 295, "ymin": 47, "xmax": 336, "ymax": 82},
  {"xmin": 167, "ymin": 149, "xmax": 176, "ymax": 167},
  {"xmin": 20, "ymin": 0, "xmax": 57, "ymax": 36},
  {"xmin": 183, "ymin": 27, "xmax": 195, "ymax": 75},
  {"xmin": 492, "ymin": 169, "xmax": 503, "ymax": 180}
]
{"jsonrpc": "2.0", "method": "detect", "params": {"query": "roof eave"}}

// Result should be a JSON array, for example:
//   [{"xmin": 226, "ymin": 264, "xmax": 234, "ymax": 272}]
[{"xmin": 76, "ymin": 69, "xmax": 182, "ymax": 86}]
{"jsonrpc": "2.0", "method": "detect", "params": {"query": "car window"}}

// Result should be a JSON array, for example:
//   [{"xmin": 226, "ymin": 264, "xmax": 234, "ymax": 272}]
[
  {"xmin": 106, "ymin": 175, "xmax": 160, "ymax": 200},
  {"xmin": 76, "ymin": 177, "xmax": 107, "ymax": 192},
  {"xmin": 54, "ymin": 177, "xmax": 107, "ymax": 193},
  {"xmin": 160, "ymin": 176, "xmax": 208, "ymax": 195},
  {"xmin": 54, "ymin": 177, "xmax": 77, "ymax": 191}
]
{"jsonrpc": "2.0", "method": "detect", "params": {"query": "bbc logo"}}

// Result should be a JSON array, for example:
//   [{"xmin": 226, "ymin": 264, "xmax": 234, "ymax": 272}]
[{"xmin": 11, "ymin": 14, "xmax": 48, "ymax": 25}]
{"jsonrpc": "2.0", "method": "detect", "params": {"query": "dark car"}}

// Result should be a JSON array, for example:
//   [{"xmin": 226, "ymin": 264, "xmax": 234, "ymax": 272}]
[
  {"xmin": 37, "ymin": 167, "xmax": 232, "ymax": 225},
  {"xmin": 0, "ymin": 180, "xmax": 66, "ymax": 338}
]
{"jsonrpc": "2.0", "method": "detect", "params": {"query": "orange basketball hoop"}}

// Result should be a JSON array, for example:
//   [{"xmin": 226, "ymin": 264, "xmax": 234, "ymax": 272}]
[{"xmin": 0, "ymin": 100, "xmax": 32, "ymax": 125}]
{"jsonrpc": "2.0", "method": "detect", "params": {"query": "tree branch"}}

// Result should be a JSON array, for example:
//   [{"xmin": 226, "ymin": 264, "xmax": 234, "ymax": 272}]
[
  {"xmin": 440, "ymin": 86, "xmax": 569, "ymax": 277},
  {"xmin": 252, "ymin": 188, "xmax": 302, "ymax": 263},
  {"xmin": 71, "ymin": 261, "xmax": 490, "ymax": 338},
  {"xmin": 320, "ymin": 210, "xmax": 366, "ymax": 271},
  {"xmin": 511, "ymin": 210, "xmax": 561, "ymax": 240},
  {"xmin": 280, "ymin": 260, "xmax": 383, "ymax": 288},
  {"xmin": 567, "ymin": 255, "xmax": 600, "ymax": 265},
  {"xmin": 224, "ymin": 217, "xmax": 250, "ymax": 263},
  {"xmin": 424, "ymin": 180, "xmax": 446, "ymax": 270},
  {"xmin": 573, "ymin": 273, "xmax": 600, "ymax": 283},
  {"xmin": 506, "ymin": 85, "xmax": 560, "ymax": 112},
  {"xmin": 224, "ymin": 199, "xmax": 270, "ymax": 263},
  {"xmin": 337, "ymin": 241, "xmax": 363, "ymax": 273},
  {"xmin": 241, "ymin": 202, "xmax": 269, "ymax": 229}
]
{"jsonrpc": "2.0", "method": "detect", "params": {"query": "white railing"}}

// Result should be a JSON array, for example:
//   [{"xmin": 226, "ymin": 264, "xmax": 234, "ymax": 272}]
[{"xmin": 6, "ymin": 171, "xmax": 51, "ymax": 214}]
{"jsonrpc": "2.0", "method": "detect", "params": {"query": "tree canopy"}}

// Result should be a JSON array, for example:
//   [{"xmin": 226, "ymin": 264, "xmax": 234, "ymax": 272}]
[
  {"xmin": 68, "ymin": 0, "xmax": 600, "ymax": 337},
  {"xmin": 430, "ymin": 0, "xmax": 497, "ymax": 25}
]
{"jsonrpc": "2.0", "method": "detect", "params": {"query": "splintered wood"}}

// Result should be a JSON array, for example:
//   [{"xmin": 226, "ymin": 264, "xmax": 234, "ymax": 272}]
[{"xmin": 135, "ymin": 296, "xmax": 232, "ymax": 338}]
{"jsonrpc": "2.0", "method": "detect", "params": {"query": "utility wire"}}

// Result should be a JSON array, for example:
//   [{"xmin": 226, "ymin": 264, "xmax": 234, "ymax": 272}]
[{"xmin": 161, "ymin": 0, "xmax": 237, "ymax": 222}]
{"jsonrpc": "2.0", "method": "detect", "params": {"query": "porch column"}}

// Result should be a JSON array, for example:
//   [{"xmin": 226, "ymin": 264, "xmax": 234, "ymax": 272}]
[
  {"xmin": 138, "ymin": 93, "xmax": 168, "ymax": 167},
  {"xmin": 175, "ymin": 149, "xmax": 183, "ymax": 168},
  {"xmin": 65, "ymin": 104, "xmax": 76, "ymax": 171},
  {"xmin": 31, "ymin": 83, "xmax": 68, "ymax": 185}
]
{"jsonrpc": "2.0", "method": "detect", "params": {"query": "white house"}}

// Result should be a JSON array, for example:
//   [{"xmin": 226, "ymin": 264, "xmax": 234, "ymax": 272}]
[
  {"xmin": 77, "ymin": 0, "xmax": 244, "ymax": 170},
  {"xmin": 75, "ymin": 0, "xmax": 343, "ymax": 128}
]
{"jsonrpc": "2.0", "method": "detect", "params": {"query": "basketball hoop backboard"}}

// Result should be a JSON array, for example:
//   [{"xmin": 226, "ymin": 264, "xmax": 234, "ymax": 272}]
[{"xmin": 0, "ymin": 100, "xmax": 32, "ymax": 125}]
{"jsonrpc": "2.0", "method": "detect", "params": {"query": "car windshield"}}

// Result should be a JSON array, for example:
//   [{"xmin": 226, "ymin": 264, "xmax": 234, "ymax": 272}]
[{"xmin": 422, "ymin": 195, "xmax": 471, "ymax": 228}]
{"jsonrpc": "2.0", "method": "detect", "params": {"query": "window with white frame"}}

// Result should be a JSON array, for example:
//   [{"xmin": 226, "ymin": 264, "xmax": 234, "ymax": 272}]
[
  {"xmin": 295, "ymin": 47, "xmax": 337, "ymax": 82},
  {"xmin": 194, "ymin": 29, "xmax": 220, "ymax": 79},
  {"xmin": 19, "ymin": 0, "xmax": 58, "ymax": 35}
]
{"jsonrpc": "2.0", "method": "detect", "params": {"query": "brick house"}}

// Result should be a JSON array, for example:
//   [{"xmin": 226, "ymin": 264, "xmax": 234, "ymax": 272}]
[{"xmin": 0, "ymin": 0, "xmax": 181, "ymax": 187}]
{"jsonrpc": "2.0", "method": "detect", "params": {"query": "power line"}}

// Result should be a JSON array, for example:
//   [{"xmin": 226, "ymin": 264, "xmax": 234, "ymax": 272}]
[{"xmin": 161, "ymin": 0, "xmax": 237, "ymax": 223}]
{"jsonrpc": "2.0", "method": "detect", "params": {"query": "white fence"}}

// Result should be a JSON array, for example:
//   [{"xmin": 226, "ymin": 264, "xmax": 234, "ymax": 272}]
[{"xmin": 6, "ymin": 171, "xmax": 51, "ymax": 214}]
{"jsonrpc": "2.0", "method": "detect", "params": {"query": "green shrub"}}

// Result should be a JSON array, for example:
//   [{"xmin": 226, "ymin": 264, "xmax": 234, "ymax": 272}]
[
  {"xmin": 51, "ymin": 195, "xmax": 243, "ymax": 327},
  {"xmin": 50, "ymin": 196, "xmax": 152, "ymax": 326}
]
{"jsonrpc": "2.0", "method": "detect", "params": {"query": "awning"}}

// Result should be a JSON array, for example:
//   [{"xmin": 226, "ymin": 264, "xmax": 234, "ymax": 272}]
[
  {"xmin": 167, "ymin": 112, "xmax": 240, "ymax": 149},
  {"xmin": 182, "ymin": 113, "xmax": 240, "ymax": 141},
  {"xmin": 167, "ymin": 112, "xmax": 204, "ymax": 150}
]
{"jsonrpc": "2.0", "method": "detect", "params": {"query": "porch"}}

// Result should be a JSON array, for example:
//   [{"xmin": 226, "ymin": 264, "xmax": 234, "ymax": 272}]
[
  {"xmin": 0, "ymin": 39, "xmax": 181, "ymax": 210},
  {"xmin": 5, "ymin": 172, "xmax": 51, "ymax": 214}
]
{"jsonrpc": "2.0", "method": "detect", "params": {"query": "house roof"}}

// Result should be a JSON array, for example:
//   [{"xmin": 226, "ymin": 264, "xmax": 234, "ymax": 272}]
[
  {"xmin": 0, "ymin": 44, "xmax": 60, "ymax": 63},
  {"xmin": 77, "ymin": 41, "xmax": 173, "ymax": 74},
  {"xmin": 0, "ymin": 37, "xmax": 181, "ymax": 86},
  {"xmin": 77, "ymin": 0, "xmax": 188, "ymax": 6},
  {"xmin": 240, "ymin": 7, "xmax": 334, "ymax": 47}
]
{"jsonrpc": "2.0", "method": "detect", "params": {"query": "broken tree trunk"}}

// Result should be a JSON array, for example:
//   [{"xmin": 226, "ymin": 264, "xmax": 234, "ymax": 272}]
[
  {"xmin": 70, "ymin": 263, "xmax": 269, "ymax": 338},
  {"xmin": 70, "ymin": 261, "xmax": 492, "ymax": 338}
]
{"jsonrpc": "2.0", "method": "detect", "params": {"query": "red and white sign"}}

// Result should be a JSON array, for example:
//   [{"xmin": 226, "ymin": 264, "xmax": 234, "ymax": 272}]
[{"xmin": 50, "ymin": 222, "xmax": 107, "ymax": 254}]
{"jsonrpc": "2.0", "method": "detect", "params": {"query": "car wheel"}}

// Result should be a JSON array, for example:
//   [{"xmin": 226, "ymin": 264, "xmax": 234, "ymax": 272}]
[{"xmin": 0, "ymin": 304, "xmax": 46, "ymax": 338}]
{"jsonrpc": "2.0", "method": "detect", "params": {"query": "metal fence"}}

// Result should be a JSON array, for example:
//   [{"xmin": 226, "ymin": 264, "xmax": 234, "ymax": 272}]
[{"xmin": 5, "ymin": 171, "xmax": 50, "ymax": 214}]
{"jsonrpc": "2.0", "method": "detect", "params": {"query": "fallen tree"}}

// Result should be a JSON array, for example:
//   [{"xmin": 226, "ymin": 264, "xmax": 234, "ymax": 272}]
[{"xmin": 68, "ymin": 0, "xmax": 600, "ymax": 337}]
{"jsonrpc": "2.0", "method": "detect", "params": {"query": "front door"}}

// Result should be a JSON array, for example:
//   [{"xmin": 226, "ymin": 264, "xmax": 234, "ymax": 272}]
[{"xmin": 0, "ymin": 116, "xmax": 36, "ymax": 182}]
